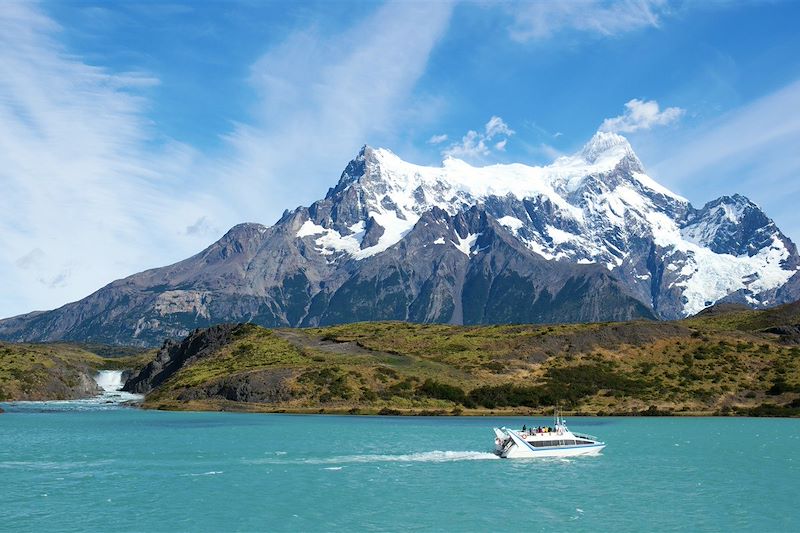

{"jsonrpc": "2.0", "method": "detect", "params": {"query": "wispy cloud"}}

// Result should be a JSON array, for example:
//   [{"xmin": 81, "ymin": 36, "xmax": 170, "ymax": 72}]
[
  {"xmin": 508, "ymin": 0, "xmax": 668, "ymax": 42},
  {"xmin": 185, "ymin": 216, "xmax": 218, "ymax": 237},
  {"xmin": 207, "ymin": 1, "xmax": 453, "ymax": 218},
  {"xmin": 650, "ymin": 78, "xmax": 800, "ymax": 243},
  {"xmin": 0, "ymin": 2, "xmax": 224, "ymax": 316},
  {"xmin": 428, "ymin": 134, "xmax": 448, "ymax": 144},
  {"xmin": 0, "ymin": 2, "xmax": 454, "ymax": 318},
  {"xmin": 652, "ymin": 80, "xmax": 800, "ymax": 184},
  {"xmin": 443, "ymin": 116, "xmax": 515, "ymax": 160},
  {"xmin": 536, "ymin": 143, "xmax": 564, "ymax": 160},
  {"xmin": 600, "ymin": 98, "xmax": 684, "ymax": 133}
]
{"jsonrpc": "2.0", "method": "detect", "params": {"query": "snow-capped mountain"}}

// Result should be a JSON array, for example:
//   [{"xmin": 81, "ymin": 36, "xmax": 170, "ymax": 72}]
[
  {"xmin": 1, "ymin": 132, "xmax": 797, "ymax": 346},
  {"xmin": 293, "ymin": 131, "xmax": 797, "ymax": 316}
]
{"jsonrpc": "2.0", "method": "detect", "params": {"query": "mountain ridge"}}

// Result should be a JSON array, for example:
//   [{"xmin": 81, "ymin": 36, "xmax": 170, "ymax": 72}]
[{"xmin": 1, "ymin": 131, "xmax": 797, "ymax": 346}]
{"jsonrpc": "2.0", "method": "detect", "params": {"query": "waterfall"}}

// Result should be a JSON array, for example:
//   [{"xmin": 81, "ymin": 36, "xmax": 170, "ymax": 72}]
[{"xmin": 95, "ymin": 370, "xmax": 124, "ymax": 392}]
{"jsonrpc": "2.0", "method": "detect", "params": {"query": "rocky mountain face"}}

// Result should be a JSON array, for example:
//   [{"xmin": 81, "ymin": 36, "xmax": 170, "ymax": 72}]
[{"xmin": 1, "ymin": 132, "xmax": 797, "ymax": 346}]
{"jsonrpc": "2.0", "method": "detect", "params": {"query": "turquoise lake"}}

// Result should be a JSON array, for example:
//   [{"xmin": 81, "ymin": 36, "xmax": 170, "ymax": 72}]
[{"xmin": 1, "ymin": 404, "xmax": 798, "ymax": 532}]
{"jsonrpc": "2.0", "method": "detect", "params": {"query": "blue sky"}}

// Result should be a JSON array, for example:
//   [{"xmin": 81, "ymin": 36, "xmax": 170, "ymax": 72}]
[{"xmin": 1, "ymin": 0, "xmax": 800, "ymax": 318}]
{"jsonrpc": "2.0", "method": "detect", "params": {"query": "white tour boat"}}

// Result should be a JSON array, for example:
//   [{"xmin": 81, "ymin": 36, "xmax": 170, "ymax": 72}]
[{"xmin": 493, "ymin": 409, "xmax": 605, "ymax": 458}]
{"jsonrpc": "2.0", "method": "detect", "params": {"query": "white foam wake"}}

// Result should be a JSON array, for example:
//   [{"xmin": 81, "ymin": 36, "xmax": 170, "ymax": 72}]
[{"xmin": 253, "ymin": 450, "xmax": 499, "ymax": 465}]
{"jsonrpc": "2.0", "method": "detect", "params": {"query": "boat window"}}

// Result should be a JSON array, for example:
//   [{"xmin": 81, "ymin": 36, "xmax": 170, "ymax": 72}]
[{"xmin": 576, "ymin": 440, "xmax": 592, "ymax": 444}]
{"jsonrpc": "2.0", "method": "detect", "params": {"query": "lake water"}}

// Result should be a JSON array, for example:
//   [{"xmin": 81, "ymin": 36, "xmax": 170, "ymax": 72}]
[{"xmin": 1, "ymin": 402, "xmax": 798, "ymax": 532}]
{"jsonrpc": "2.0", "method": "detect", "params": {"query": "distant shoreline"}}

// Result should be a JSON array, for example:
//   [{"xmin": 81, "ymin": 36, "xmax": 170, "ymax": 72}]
[
  {"xmin": 3, "ymin": 397, "xmax": 798, "ymax": 418},
  {"xmin": 136, "ymin": 399, "xmax": 799, "ymax": 418}
]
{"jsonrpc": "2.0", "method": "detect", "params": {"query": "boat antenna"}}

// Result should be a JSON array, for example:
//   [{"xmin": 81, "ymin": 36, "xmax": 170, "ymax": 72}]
[{"xmin": 554, "ymin": 403, "xmax": 565, "ymax": 428}]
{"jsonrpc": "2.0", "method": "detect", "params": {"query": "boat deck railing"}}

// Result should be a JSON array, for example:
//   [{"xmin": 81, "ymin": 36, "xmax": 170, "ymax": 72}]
[{"xmin": 515, "ymin": 430, "xmax": 599, "ymax": 442}]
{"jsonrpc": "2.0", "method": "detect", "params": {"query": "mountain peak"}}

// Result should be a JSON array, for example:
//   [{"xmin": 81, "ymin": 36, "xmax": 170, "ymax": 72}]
[
  {"xmin": 579, "ymin": 131, "xmax": 634, "ymax": 164},
  {"xmin": 699, "ymin": 194, "xmax": 759, "ymax": 224},
  {"xmin": 717, "ymin": 193, "xmax": 754, "ymax": 207},
  {"xmin": 329, "ymin": 145, "xmax": 387, "ymax": 197},
  {"xmin": 357, "ymin": 144, "xmax": 378, "ymax": 159},
  {"xmin": 223, "ymin": 222, "xmax": 268, "ymax": 238},
  {"xmin": 356, "ymin": 145, "xmax": 401, "ymax": 164}
]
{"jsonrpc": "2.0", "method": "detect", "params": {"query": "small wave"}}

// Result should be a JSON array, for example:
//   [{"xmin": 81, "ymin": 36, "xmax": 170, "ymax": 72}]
[
  {"xmin": 184, "ymin": 471, "xmax": 224, "ymax": 476},
  {"xmin": 323, "ymin": 466, "xmax": 344, "ymax": 470},
  {"xmin": 0, "ymin": 459, "xmax": 115, "ymax": 470}
]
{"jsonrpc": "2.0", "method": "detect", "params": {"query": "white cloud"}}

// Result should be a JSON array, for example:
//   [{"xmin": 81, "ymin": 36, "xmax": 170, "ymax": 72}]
[
  {"xmin": 600, "ymin": 98, "xmax": 684, "ymax": 133},
  {"xmin": 485, "ymin": 115, "xmax": 514, "ymax": 138},
  {"xmin": 444, "ymin": 130, "xmax": 489, "ymax": 159},
  {"xmin": 508, "ymin": 0, "xmax": 668, "ymax": 41},
  {"xmin": 428, "ymin": 134, "xmax": 448, "ymax": 144},
  {"xmin": 443, "ymin": 116, "xmax": 514, "ymax": 160},
  {"xmin": 0, "ymin": 2, "xmax": 453, "ymax": 318}
]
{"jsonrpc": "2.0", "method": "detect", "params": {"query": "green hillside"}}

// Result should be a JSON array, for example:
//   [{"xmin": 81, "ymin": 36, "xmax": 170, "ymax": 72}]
[
  {"xmin": 137, "ymin": 302, "xmax": 800, "ymax": 416},
  {"xmin": 3, "ymin": 301, "xmax": 798, "ymax": 414},
  {"xmin": 0, "ymin": 342, "xmax": 152, "ymax": 401}
]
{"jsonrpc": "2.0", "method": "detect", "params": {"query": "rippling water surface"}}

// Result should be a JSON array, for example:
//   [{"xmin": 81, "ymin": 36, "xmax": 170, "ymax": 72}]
[{"xmin": 1, "ymin": 403, "xmax": 798, "ymax": 532}]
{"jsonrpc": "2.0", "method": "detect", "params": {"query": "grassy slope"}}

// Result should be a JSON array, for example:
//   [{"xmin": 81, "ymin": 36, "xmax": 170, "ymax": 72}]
[
  {"xmin": 0, "ymin": 342, "xmax": 152, "ymax": 401},
  {"xmin": 142, "ymin": 303, "xmax": 800, "ymax": 416}
]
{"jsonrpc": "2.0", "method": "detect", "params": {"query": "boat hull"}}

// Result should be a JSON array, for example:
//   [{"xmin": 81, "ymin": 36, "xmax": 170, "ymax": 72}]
[
  {"xmin": 500, "ymin": 442, "xmax": 605, "ymax": 459},
  {"xmin": 493, "ymin": 426, "xmax": 605, "ymax": 459}
]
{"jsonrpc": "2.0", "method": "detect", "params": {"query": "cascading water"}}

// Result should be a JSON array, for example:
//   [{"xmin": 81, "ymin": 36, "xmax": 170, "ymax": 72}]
[
  {"xmin": 95, "ymin": 370, "xmax": 124, "ymax": 392},
  {"xmin": 80, "ymin": 370, "xmax": 144, "ymax": 408},
  {"xmin": 1, "ymin": 370, "xmax": 142, "ymax": 413}
]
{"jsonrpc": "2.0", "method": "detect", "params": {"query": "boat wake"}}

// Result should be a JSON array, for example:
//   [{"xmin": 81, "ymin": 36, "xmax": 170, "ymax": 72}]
[{"xmin": 252, "ymin": 450, "xmax": 499, "ymax": 465}]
